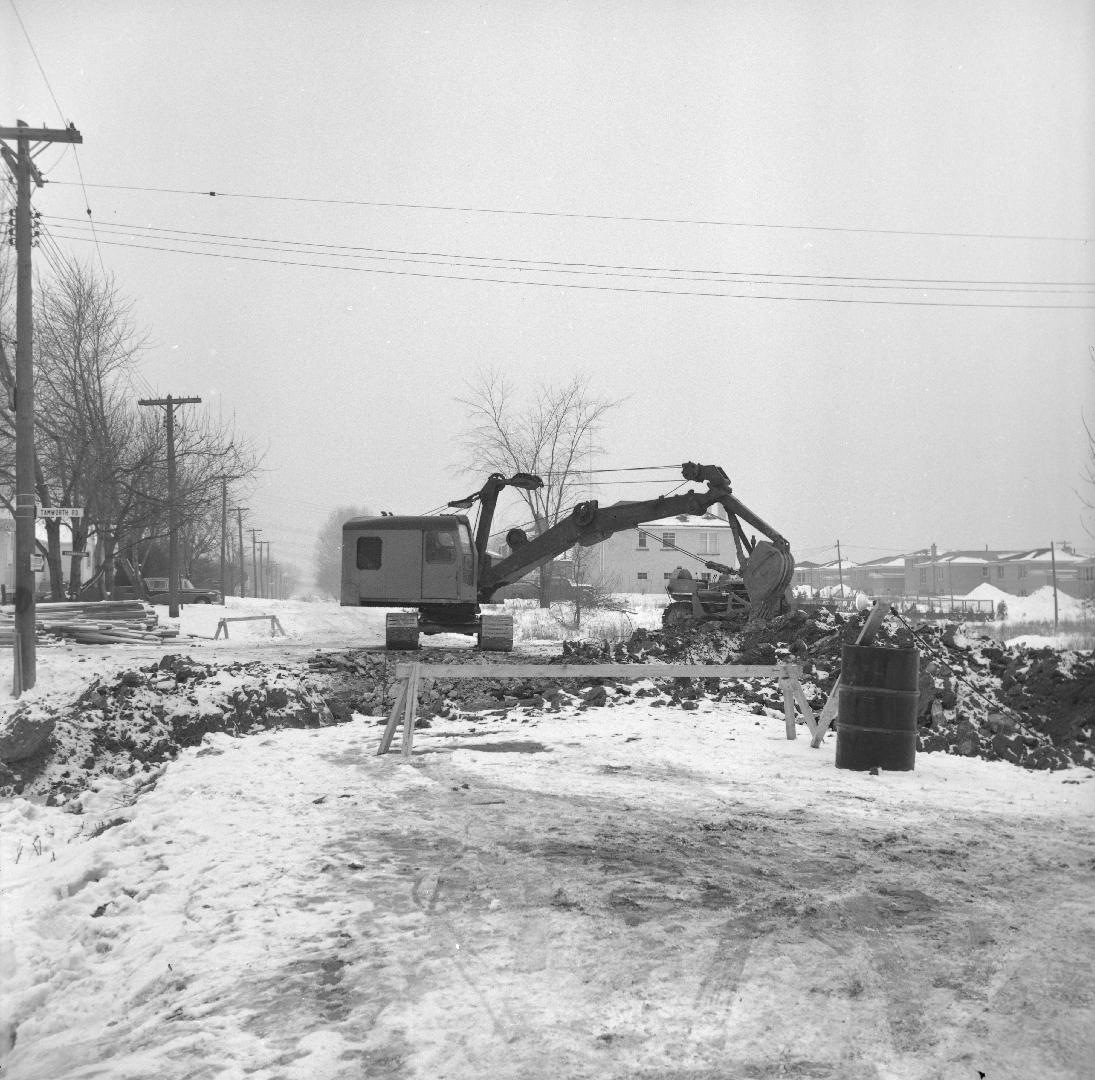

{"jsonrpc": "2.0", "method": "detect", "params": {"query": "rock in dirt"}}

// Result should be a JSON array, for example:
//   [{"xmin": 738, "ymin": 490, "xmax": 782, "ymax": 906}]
[{"xmin": 0, "ymin": 709, "xmax": 56, "ymax": 763}]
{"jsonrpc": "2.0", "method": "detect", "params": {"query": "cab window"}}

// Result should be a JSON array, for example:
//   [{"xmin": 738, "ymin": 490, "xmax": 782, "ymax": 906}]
[
  {"xmin": 356, "ymin": 537, "xmax": 382, "ymax": 570},
  {"xmin": 424, "ymin": 528, "xmax": 457, "ymax": 563}
]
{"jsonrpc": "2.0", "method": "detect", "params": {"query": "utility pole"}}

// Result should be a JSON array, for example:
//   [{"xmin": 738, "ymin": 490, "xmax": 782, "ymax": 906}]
[
  {"xmin": 138, "ymin": 395, "xmax": 201, "ymax": 618},
  {"xmin": 219, "ymin": 478, "xmax": 227, "ymax": 606},
  {"xmin": 257, "ymin": 539, "xmax": 265, "ymax": 599},
  {"xmin": 836, "ymin": 540, "xmax": 845, "ymax": 599},
  {"xmin": 231, "ymin": 507, "xmax": 248, "ymax": 597},
  {"xmin": 1050, "ymin": 541, "xmax": 1059, "ymax": 634},
  {"xmin": 260, "ymin": 540, "xmax": 272, "ymax": 599},
  {"xmin": 0, "ymin": 120, "xmax": 83, "ymax": 694},
  {"xmin": 248, "ymin": 528, "xmax": 262, "ymax": 598}
]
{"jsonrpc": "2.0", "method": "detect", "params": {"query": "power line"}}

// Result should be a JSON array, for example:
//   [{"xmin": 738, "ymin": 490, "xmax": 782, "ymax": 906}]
[
  {"xmin": 42, "ymin": 215, "xmax": 1095, "ymax": 290},
  {"xmin": 46, "ymin": 229, "xmax": 1095, "ymax": 309},
  {"xmin": 7, "ymin": 0, "xmax": 105, "ymax": 273},
  {"xmin": 7, "ymin": 0, "xmax": 64, "ymax": 119},
  {"xmin": 43, "ymin": 178, "xmax": 1095, "ymax": 244}
]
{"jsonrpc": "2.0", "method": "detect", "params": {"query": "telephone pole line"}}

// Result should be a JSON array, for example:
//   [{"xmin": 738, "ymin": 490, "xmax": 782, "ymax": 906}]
[
  {"xmin": 0, "ymin": 120, "xmax": 83, "ymax": 694},
  {"xmin": 138, "ymin": 395, "xmax": 201, "ymax": 618},
  {"xmin": 219, "ymin": 478, "xmax": 228, "ymax": 607},
  {"xmin": 260, "ymin": 540, "xmax": 273, "ymax": 599},
  {"xmin": 230, "ymin": 507, "xmax": 248, "ymax": 597},
  {"xmin": 248, "ymin": 528, "xmax": 263, "ymax": 598}
]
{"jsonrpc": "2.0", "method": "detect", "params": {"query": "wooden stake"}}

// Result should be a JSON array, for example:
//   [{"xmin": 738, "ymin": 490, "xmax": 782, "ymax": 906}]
[
  {"xmin": 378, "ymin": 678, "xmax": 407, "ymax": 756},
  {"xmin": 790, "ymin": 679, "xmax": 817, "ymax": 738},
  {"xmin": 400, "ymin": 663, "xmax": 420, "ymax": 758},
  {"xmin": 780, "ymin": 676, "xmax": 796, "ymax": 739}
]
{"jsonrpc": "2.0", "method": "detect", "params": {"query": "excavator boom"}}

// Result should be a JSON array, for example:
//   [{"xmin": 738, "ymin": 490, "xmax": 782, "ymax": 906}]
[{"xmin": 479, "ymin": 462, "xmax": 793, "ymax": 614}]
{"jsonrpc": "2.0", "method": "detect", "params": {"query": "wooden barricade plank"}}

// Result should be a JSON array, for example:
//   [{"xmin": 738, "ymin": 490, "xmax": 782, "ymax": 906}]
[
  {"xmin": 377, "ymin": 679, "xmax": 408, "ymax": 756},
  {"xmin": 393, "ymin": 662, "xmax": 801, "ymax": 681},
  {"xmin": 790, "ymin": 680, "xmax": 818, "ymax": 739},
  {"xmin": 779, "ymin": 675, "xmax": 797, "ymax": 740},
  {"xmin": 214, "ymin": 615, "xmax": 286, "ymax": 640},
  {"xmin": 378, "ymin": 660, "xmax": 819, "ymax": 757},
  {"xmin": 400, "ymin": 663, "xmax": 420, "ymax": 759}
]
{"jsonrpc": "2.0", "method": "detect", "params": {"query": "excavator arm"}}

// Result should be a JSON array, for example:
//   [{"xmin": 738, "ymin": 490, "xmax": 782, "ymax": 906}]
[{"xmin": 476, "ymin": 462, "xmax": 794, "ymax": 613}]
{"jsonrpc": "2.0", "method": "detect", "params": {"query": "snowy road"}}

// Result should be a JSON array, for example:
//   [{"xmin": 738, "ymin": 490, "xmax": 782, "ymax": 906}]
[{"xmin": 3, "ymin": 697, "xmax": 1092, "ymax": 1080}]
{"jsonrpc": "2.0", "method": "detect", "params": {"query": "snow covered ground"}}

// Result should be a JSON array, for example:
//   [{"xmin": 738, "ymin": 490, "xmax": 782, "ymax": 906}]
[{"xmin": 1, "ymin": 598, "xmax": 1093, "ymax": 1080}]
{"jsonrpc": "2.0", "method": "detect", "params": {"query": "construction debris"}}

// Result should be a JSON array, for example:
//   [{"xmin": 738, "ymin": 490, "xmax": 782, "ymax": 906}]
[
  {"xmin": 2, "ymin": 606, "xmax": 1090, "ymax": 802},
  {"xmin": 309, "ymin": 605, "xmax": 1093, "ymax": 772},
  {"xmin": 0, "ymin": 654, "xmax": 333, "ymax": 801},
  {"xmin": 559, "ymin": 606, "xmax": 1094, "ymax": 771},
  {"xmin": 0, "ymin": 600, "xmax": 177, "ymax": 646}
]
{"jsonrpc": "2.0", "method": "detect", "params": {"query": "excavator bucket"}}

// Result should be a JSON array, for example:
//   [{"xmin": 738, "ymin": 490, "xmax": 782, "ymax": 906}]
[{"xmin": 742, "ymin": 541, "xmax": 795, "ymax": 612}]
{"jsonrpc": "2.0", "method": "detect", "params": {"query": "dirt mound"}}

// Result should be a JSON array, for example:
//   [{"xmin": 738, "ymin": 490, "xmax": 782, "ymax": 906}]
[
  {"xmin": 0, "ymin": 654, "xmax": 335, "ymax": 804},
  {"xmin": 558, "ymin": 606, "xmax": 1095, "ymax": 771}
]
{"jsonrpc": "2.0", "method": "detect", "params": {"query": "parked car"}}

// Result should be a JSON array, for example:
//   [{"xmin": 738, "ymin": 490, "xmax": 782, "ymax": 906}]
[{"xmin": 142, "ymin": 576, "xmax": 221, "ymax": 605}]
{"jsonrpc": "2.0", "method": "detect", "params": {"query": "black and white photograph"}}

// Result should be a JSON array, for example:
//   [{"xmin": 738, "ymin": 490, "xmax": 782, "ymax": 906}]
[{"xmin": 1, "ymin": 2, "xmax": 1092, "ymax": 1078}]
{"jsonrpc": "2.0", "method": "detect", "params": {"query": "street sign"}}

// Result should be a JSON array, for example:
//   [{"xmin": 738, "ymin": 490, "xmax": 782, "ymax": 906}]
[
  {"xmin": 62, "ymin": 550, "xmax": 89, "ymax": 559},
  {"xmin": 38, "ymin": 506, "xmax": 82, "ymax": 519}
]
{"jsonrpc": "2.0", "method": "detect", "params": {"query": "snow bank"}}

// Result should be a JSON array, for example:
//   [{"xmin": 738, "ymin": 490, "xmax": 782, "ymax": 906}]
[{"xmin": 964, "ymin": 582, "xmax": 1087, "ymax": 622}]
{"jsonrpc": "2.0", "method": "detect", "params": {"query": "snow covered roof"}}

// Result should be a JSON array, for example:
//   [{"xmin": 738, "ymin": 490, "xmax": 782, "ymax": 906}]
[
  {"xmin": 637, "ymin": 513, "xmax": 734, "ymax": 529},
  {"xmin": 1002, "ymin": 548, "xmax": 1089, "ymax": 564},
  {"xmin": 860, "ymin": 555, "xmax": 906, "ymax": 568}
]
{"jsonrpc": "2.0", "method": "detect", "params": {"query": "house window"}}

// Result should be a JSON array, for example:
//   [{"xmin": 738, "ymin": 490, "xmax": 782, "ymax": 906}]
[
  {"xmin": 997, "ymin": 566, "xmax": 1004, "ymax": 579},
  {"xmin": 919, "ymin": 568, "xmax": 927, "ymax": 586},
  {"xmin": 637, "ymin": 532, "xmax": 647, "ymax": 549},
  {"xmin": 981, "ymin": 566, "xmax": 989, "ymax": 578},
  {"xmin": 356, "ymin": 536, "xmax": 382, "ymax": 570},
  {"xmin": 1082, "ymin": 568, "xmax": 1094, "ymax": 581},
  {"xmin": 1018, "ymin": 567, "xmax": 1028, "ymax": 579},
  {"xmin": 697, "ymin": 531, "xmax": 719, "ymax": 555},
  {"xmin": 637, "ymin": 572, "xmax": 648, "ymax": 581},
  {"xmin": 661, "ymin": 531, "xmax": 675, "ymax": 549},
  {"xmin": 663, "ymin": 572, "xmax": 673, "ymax": 580}
]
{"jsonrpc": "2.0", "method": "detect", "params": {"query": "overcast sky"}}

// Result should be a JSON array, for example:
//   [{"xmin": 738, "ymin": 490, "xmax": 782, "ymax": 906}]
[{"xmin": 3, "ymin": 0, "xmax": 1093, "ymax": 577}]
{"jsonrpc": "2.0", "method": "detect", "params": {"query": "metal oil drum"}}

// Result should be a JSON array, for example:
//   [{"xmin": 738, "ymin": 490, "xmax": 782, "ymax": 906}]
[{"xmin": 835, "ymin": 644, "xmax": 919, "ymax": 771}]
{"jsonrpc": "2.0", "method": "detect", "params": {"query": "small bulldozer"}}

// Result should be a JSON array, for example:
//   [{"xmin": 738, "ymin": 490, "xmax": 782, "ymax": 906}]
[{"xmin": 661, "ymin": 546, "xmax": 793, "ymax": 631}]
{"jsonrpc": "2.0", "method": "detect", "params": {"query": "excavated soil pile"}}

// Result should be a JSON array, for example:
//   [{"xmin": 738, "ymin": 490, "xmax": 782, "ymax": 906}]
[
  {"xmin": 559, "ymin": 607, "xmax": 1095, "ymax": 771},
  {"xmin": 3, "ymin": 609, "xmax": 1091, "ymax": 803},
  {"xmin": 0, "ymin": 654, "xmax": 335, "ymax": 804}
]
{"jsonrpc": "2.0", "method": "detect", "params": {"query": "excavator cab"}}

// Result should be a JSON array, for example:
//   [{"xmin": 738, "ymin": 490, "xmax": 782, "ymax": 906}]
[
  {"xmin": 341, "ymin": 515, "xmax": 478, "ymax": 606},
  {"xmin": 341, "ymin": 514, "xmax": 504, "ymax": 649}
]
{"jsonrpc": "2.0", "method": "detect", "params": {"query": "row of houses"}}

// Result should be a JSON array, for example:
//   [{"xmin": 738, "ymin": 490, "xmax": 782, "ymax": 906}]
[
  {"xmin": 794, "ymin": 543, "xmax": 1095, "ymax": 601},
  {"xmin": 497, "ymin": 512, "xmax": 1095, "ymax": 602}
]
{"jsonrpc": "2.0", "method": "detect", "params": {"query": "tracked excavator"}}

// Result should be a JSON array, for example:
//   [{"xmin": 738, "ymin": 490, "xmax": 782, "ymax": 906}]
[{"xmin": 340, "ymin": 461, "xmax": 794, "ymax": 651}]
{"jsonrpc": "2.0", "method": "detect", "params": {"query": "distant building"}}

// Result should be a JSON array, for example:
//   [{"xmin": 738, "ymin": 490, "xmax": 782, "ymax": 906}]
[
  {"xmin": 595, "ymin": 511, "xmax": 736, "ymax": 594},
  {"xmin": 904, "ymin": 544, "xmax": 1093, "ymax": 600}
]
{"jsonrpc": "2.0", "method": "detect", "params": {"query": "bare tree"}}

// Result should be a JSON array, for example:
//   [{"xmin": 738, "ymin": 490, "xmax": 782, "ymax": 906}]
[
  {"xmin": 458, "ymin": 368, "xmax": 620, "ymax": 606},
  {"xmin": 314, "ymin": 504, "xmax": 373, "ymax": 599},
  {"xmin": 0, "ymin": 253, "xmax": 260, "ymax": 598}
]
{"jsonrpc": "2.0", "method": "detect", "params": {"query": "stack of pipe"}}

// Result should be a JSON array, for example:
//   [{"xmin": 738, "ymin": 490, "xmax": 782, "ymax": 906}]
[{"xmin": 0, "ymin": 600, "xmax": 178, "ymax": 645}]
